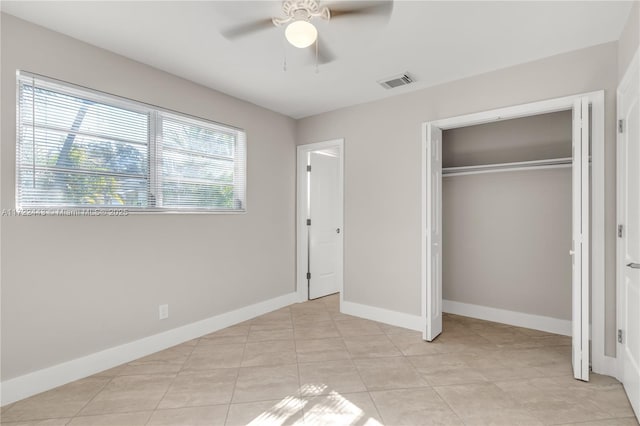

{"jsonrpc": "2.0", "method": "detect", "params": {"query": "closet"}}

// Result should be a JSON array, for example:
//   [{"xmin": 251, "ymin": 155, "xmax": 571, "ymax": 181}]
[
  {"xmin": 441, "ymin": 111, "xmax": 573, "ymax": 328},
  {"xmin": 422, "ymin": 94, "xmax": 597, "ymax": 381}
]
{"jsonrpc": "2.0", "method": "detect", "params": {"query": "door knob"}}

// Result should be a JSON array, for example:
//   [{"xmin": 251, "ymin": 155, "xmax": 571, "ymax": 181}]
[
  {"xmin": 627, "ymin": 262, "xmax": 640, "ymax": 269},
  {"xmin": 569, "ymin": 250, "xmax": 575, "ymax": 256},
  {"xmin": 336, "ymin": 228, "xmax": 340, "ymax": 234}
]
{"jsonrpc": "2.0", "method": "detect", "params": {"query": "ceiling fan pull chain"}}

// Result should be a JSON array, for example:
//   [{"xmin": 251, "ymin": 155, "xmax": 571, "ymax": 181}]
[
  {"xmin": 283, "ymin": 36, "xmax": 288, "ymax": 72},
  {"xmin": 315, "ymin": 37, "xmax": 319, "ymax": 74}
]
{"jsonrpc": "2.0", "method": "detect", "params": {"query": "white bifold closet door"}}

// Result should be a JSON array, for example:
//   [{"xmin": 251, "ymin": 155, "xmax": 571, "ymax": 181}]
[
  {"xmin": 572, "ymin": 97, "xmax": 590, "ymax": 381},
  {"xmin": 425, "ymin": 124, "xmax": 443, "ymax": 341}
]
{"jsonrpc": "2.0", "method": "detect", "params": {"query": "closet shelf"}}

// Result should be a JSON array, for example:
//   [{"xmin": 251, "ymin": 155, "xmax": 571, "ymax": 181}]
[{"xmin": 442, "ymin": 157, "xmax": 573, "ymax": 177}]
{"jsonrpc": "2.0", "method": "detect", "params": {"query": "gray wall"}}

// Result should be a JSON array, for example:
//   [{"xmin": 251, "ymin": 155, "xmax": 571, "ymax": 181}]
[
  {"xmin": 296, "ymin": 42, "xmax": 619, "ymax": 356},
  {"xmin": 618, "ymin": 0, "xmax": 639, "ymax": 81},
  {"xmin": 442, "ymin": 111, "xmax": 573, "ymax": 167},
  {"xmin": 0, "ymin": 14, "xmax": 297, "ymax": 380},
  {"xmin": 442, "ymin": 112, "xmax": 572, "ymax": 320}
]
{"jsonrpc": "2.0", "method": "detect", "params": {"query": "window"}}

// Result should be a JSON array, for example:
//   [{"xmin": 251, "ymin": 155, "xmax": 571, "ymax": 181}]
[{"xmin": 16, "ymin": 71, "xmax": 246, "ymax": 212}]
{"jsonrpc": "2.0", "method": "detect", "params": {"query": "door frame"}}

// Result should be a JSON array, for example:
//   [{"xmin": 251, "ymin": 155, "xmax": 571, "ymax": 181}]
[
  {"xmin": 296, "ymin": 139, "xmax": 345, "ymax": 302},
  {"xmin": 616, "ymin": 46, "xmax": 639, "ymax": 384},
  {"xmin": 421, "ymin": 91, "xmax": 608, "ymax": 374}
]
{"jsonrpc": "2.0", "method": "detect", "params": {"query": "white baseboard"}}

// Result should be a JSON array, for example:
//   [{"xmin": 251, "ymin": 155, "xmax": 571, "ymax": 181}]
[
  {"xmin": 443, "ymin": 299, "xmax": 572, "ymax": 336},
  {"xmin": 0, "ymin": 292, "xmax": 299, "ymax": 406},
  {"xmin": 341, "ymin": 300, "xmax": 422, "ymax": 331}
]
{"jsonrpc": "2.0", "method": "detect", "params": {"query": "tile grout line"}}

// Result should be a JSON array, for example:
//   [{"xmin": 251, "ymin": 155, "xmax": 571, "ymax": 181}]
[
  {"xmin": 429, "ymin": 383, "xmax": 473, "ymax": 426},
  {"xmin": 554, "ymin": 416, "xmax": 640, "ymax": 425},
  {"xmin": 386, "ymin": 320, "xmax": 491, "ymax": 425},
  {"xmin": 222, "ymin": 322, "xmax": 251, "ymax": 425},
  {"xmin": 66, "ymin": 374, "xmax": 116, "ymax": 422},
  {"xmin": 0, "ymin": 413, "xmax": 77, "ymax": 426},
  {"xmin": 296, "ymin": 294, "xmax": 341, "ymax": 422},
  {"xmin": 333, "ymin": 299, "xmax": 388, "ymax": 424},
  {"xmin": 143, "ymin": 339, "xmax": 200, "ymax": 426},
  {"xmin": 289, "ymin": 305, "xmax": 307, "ymax": 423}
]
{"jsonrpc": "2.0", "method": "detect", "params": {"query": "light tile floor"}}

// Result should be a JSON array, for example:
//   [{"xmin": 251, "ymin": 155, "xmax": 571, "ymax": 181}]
[{"xmin": 1, "ymin": 294, "xmax": 638, "ymax": 426}]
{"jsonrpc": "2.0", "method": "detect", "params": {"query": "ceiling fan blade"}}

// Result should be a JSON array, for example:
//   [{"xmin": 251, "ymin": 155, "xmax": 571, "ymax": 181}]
[
  {"xmin": 307, "ymin": 35, "xmax": 335, "ymax": 65},
  {"xmin": 327, "ymin": 1, "xmax": 394, "ymax": 20},
  {"xmin": 221, "ymin": 18, "xmax": 274, "ymax": 40}
]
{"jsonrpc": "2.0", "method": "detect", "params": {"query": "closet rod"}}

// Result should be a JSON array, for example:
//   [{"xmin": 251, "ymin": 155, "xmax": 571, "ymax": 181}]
[{"xmin": 442, "ymin": 157, "xmax": 573, "ymax": 178}]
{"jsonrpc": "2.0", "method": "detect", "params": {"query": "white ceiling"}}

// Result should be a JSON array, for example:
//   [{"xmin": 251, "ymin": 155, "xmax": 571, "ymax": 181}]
[{"xmin": 1, "ymin": 1, "xmax": 633, "ymax": 119}]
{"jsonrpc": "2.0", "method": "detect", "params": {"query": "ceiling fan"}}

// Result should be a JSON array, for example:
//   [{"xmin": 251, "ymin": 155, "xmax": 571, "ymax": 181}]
[{"xmin": 221, "ymin": 0, "xmax": 394, "ymax": 65}]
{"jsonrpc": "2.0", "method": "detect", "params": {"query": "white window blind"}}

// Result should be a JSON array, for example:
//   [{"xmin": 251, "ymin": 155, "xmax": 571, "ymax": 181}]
[
  {"xmin": 16, "ymin": 71, "xmax": 246, "ymax": 212},
  {"xmin": 157, "ymin": 112, "xmax": 246, "ymax": 210}
]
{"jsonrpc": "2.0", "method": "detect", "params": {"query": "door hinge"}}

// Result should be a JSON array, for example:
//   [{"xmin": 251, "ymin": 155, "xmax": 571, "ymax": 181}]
[
  {"xmin": 618, "ymin": 119, "xmax": 624, "ymax": 133},
  {"xmin": 618, "ymin": 329, "xmax": 623, "ymax": 344},
  {"xmin": 618, "ymin": 224, "xmax": 624, "ymax": 238},
  {"xmin": 306, "ymin": 218, "xmax": 311, "ymax": 226},
  {"xmin": 306, "ymin": 272, "xmax": 311, "ymax": 280},
  {"xmin": 306, "ymin": 165, "xmax": 312, "ymax": 172}
]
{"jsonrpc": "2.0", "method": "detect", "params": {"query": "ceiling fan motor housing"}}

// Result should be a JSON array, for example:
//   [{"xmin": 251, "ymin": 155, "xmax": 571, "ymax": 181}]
[{"xmin": 274, "ymin": 0, "xmax": 330, "ymax": 26}]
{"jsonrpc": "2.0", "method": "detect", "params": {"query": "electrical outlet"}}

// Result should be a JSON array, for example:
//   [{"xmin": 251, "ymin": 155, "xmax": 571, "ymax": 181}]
[{"xmin": 159, "ymin": 304, "xmax": 169, "ymax": 320}]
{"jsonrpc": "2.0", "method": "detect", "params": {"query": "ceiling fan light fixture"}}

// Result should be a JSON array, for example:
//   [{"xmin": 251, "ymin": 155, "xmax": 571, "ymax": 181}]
[{"xmin": 285, "ymin": 20, "xmax": 317, "ymax": 48}]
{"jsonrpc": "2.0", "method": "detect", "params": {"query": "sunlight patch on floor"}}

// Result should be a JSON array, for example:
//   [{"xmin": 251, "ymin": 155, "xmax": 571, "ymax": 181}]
[
  {"xmin": 304, "ymin": 390, "xmax": 382, "ymax": 425},
  {"xmin": 300, "ymin": 383, "xmax": 328, "ymax": 396},
  {"xmin": 248, "ymin": 384, "xmax": 383, "ymax": 426},
  {"xmin": 246, "ymin": 395, "xmax": 307, "ymax": 425}
]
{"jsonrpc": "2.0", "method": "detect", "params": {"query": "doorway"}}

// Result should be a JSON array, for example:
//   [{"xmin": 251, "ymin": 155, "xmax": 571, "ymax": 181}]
[
  {"xmin": 297, "ymin": 139, "xmax": 344, "ymax": 301},
  {"xmin": 421, "ymin": 92, "xmax": 606, "ymax": 382}
]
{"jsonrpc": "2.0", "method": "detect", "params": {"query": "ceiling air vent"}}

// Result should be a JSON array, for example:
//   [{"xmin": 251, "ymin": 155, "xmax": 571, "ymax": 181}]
[{"xmin": 378, "ymin": 72, "xmax": 414, "ymax": 89}]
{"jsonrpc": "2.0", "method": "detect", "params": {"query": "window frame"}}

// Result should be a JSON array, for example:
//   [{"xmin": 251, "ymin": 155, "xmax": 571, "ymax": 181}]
[{"xmin": 16, "ymin": 70, "xmax": 247, "ymax": 214}]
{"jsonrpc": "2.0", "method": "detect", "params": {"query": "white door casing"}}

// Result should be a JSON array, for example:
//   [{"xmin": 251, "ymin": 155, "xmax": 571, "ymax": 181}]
[
  {"xmin": 572, "ymin": 97, "xmax": 590, "ymax": 381},
  {"xmin": 308, "ymin": 150, "xmax": 341, "ymax": 299},
  {"xmin": 425, "ymin": 123, "xmax": 443, "ymax": 341},
  {"xmin": 617, "ymin": 48, "xmax": 640, "ymax": 419}
]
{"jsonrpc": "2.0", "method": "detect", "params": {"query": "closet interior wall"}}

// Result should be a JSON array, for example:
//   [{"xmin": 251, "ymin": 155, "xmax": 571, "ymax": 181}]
[{"xmin": 442, "ymin": 111, "xmax": 574, "ymax": 324}]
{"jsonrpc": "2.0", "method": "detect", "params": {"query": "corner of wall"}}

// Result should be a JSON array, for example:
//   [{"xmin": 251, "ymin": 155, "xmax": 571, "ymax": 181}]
[{"xmin": 618, "ymin": 1, "xmax": 640, "ymax": 81}]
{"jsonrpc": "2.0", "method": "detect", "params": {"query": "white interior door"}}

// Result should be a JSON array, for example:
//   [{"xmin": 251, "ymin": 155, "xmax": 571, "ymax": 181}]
[
  {"xmin": 571, "ymin": 98, "xmax": 590, "ymax": 381},
  {"xmin": 618, "ymin": 51, "xmax": 640, "ymax": 418},
  {"xmin": 308, "ymin": 150, "xmax": 340, "ymax": 300},
  {"xmin": 425, "ymin": 124, "xmax": 443, "ymax": 341}
]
